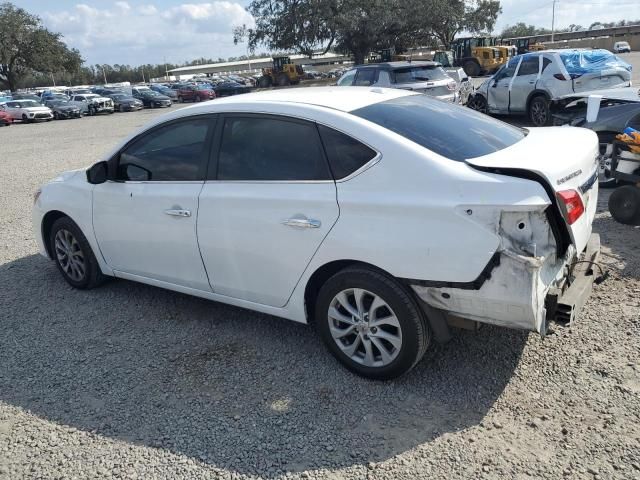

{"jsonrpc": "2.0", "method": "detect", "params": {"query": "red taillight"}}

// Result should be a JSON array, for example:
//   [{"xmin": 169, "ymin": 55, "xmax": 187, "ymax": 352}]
[
  {"xmin": 553, "ymin": 73, "xmax": 569, "ymax": 81},
  {"xmin": 556, "ymin": 189, "xmax": 585, "ymax": 225}
]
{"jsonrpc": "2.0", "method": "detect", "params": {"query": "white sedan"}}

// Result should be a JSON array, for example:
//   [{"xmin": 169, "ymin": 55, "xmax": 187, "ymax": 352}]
[
  {"xmin": 33, "ymin": 88, "xmax": 601, "ymax": 379},
  {"xmin": 1, "ymin": 99, "xmax": 53, "ymax": 122}
]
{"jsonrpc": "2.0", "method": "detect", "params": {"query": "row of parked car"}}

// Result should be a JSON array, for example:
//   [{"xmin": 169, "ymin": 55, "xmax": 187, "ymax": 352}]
[{"xmin": 0, "ymin": 76, "xmax": 258, "ymax": 126}]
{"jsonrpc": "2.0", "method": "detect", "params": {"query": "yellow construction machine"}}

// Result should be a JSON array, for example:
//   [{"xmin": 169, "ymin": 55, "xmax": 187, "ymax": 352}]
[{"xmin": 257, "ymin": 56, "xmax": 303, "ymax": 88}]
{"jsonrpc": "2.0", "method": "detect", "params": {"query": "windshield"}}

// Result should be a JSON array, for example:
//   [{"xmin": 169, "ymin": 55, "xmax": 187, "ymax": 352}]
[
  {"xmin": 351, "ymin": 95, "xmax": 525, "ymax": 161},
  {"xmin": 392, "ymin": 65, "xmax": 449, "ymax": 83},
  {"xmin": 17, "ymin": 100, "xmax": 40, "ymax": 108},
  {"xmin": 49, "ymin": 100, "xmax": 68, "ymax": 106}
]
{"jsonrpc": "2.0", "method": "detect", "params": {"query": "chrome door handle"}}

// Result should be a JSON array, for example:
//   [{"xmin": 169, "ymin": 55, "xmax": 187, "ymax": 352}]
[
  {"xmin": 282, "ymin": 217, "xmax": 321, "ymax": 229},
  {"xmin": 164, "ymin": 209, "xmax": 191, "ymax": 217}
]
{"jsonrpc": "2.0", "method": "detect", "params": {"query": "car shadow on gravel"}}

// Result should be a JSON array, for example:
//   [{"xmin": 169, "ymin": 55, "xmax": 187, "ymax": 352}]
[{"xmin": 0, "ymin": 254, "xmax": 528, "ymax": 477}]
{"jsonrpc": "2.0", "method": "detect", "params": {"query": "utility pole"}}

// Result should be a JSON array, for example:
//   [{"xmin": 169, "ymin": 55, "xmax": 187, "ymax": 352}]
[
  {"xmin": 164, "ymin": 56, "xmax": 168, "ymax": 80},
  {"xmin": 551, "ymin": 0, "xmax": 557, "ymax": 42},
  {"xmin": 102, "ymin": 65, "xmax": 107, "ymax": 84}
]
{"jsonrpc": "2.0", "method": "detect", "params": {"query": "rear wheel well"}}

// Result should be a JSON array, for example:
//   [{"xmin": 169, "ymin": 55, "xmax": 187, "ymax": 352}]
[
  {"xmin": 526, "ymin": 90, "xmax": 550, "ymax": 113},
  {"xmin": 41, "ymin": 210, "xmax": 69, "ymax": 258},
  {"xmin": 304, "ymin": 260, "xmax": 406, "ymax": 325}
]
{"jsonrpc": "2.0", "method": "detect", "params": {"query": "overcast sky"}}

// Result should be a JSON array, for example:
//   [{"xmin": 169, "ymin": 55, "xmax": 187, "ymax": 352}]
[{"xmin": 12, "ymin": 0, "xmax": 635, "ymax": 65}]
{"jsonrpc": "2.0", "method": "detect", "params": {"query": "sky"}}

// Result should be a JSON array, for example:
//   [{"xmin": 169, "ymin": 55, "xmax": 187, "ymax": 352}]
[{"xmin": 11, "ymin": 0, "xmax": 635, "ymax": 66}]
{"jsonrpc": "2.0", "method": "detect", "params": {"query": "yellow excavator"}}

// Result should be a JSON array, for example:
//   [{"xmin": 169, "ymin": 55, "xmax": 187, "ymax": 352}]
[{"xmin": 257, "ymin": 56, "xmax": 303, "ymax": 88}]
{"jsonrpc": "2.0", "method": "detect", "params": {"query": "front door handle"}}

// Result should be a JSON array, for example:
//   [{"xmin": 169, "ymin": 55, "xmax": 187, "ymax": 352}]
[
  {"xmin": 282, "ymin": 217, "xmax": 321, "ymax": 229},
  {"xmin": 164, "ymin": 209, "xmax": 191, "ymax": 217}
]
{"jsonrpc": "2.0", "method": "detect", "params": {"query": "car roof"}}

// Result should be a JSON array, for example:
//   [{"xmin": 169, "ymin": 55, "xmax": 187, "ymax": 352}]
[
  {"xmin": 356, "ymin": 61, "xmax": 440, "ymax": 69},
  {"xmin": 184, "ymin": 86, "xmax": 415, "ymax": 113}
]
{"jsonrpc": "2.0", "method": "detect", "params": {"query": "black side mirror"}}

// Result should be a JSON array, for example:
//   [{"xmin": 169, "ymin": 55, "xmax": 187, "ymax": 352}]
[
  {"xmin": 86, "ymin": 161, "xmax": 108, "ymax": 184},
  {"xmin": 124, "ymin": 163, "xmax": 152, "ymax": 181}
]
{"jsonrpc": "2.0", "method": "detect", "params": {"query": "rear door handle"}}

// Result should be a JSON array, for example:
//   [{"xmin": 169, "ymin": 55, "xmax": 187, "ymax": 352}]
[
  {"xmin": 282, "ymin": 217, "xmax": 321, "ymax": 229},
  {"xmin": 164, "ymin": 209, "xmax": 191, "ymax": 217}
]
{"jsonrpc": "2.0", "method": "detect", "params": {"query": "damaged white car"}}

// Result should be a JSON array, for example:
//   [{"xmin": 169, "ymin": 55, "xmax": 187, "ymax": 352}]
[{"xmin": 32, "ymin": 88, "xmax": 602, "ymax": 379}]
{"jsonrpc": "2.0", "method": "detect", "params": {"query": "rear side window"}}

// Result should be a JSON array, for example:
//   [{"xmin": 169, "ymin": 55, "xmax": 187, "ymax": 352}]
[
  {"xmin": 352, "ymin": 95, "xmax": 525, "ymax": 161},
  {"xmin": 541, "ymin": 57, "xmax": 552, "ymax": 73},
  {"xmin": 216, "ymin": 116, "xmax": 331, "ymax": 181},
  {"xmin": 318, "ymin": 125, "xmax": 377, "ymax": 179},
  {"xmin": 118, "ymin": 117, "xmax": 213, "ymax": 181},
  {"xmin": 517, "ymin": 56, "xmax": 539, "ymax": 76}
]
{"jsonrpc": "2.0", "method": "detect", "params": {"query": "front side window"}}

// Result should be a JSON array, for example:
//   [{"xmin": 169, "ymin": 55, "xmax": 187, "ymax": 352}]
[
  {"xmin": 517, "ymin": 56, "xmax": 539, "ymax": 76},
  {"xmin": 337, "ymin": 69, "xmax": 356, "ymax": 86},
  {"xmin": 318, "ymin": 125, "xmax": 377, "ymax": 179},
  {"xmin": 496, "ymin": 57, "xmax": 520, "ymax": 80},
  {"xmin": 352, "ymin": 95, "xmax": 525, "ymax": 161},
  {"xmin": 216, "ymin": 116, "xmax": 331, "ymax": 181},
  {"xmin": 354, "ymin": 69, "xmax": 377, "ymax": 86},
  {"xmin": 117, "ymin": 117, "xmax": 213, "ymax": 181}
]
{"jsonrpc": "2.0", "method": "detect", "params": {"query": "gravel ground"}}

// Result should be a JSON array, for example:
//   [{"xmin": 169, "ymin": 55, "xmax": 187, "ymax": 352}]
[{"xmin": 1, "ymin": 95, "xmax": 639, "ymax": 480}]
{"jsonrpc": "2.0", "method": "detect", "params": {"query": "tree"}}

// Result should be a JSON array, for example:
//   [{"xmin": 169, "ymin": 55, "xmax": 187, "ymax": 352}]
[
  {"xmin": 0, "ymin": 2, "xmax": 83, "ymax": 91},
  {"xmin": 500, "ymin": 22, "xmax": 537, "ymax": 38},
  {"xmin": 236, "ymin": 0, "xmax": 502, "ymax": 65}
]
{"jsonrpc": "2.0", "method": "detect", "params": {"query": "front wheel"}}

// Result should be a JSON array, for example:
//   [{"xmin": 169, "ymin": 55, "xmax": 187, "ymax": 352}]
[
  {"xmin": 528, "ymin": 95, "xmax": 552, "ymax": 126},
  {"xmin": 609, "ymin": 185, "xmax": 640, "ymax": 225},
  {"xmin": 315, "ymin": 266, "xmax": 430, "ymax": 380},
  {"xmin": 463, "ymin": 60, "xmax": 480, "ymax": 77},
  {"xmin": 467, "ymin": 94, "xmax": 488, "ymax": 114},
  {"xmin": 49, "ymin": 217, "xmax": 105, "ymax": 289}
]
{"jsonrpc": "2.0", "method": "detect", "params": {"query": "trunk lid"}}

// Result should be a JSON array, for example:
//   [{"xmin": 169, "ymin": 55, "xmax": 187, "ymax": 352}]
[{"xmin": 466, "ymin": 127, "xmax": 599, "ymax": 254}]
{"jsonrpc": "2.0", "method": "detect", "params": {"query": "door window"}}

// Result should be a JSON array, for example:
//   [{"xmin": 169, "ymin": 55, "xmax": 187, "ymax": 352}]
[
  {"xmin": 117, "ymin": 117, "xmax": 213, "ymax": 181},
  {"xmin": 318, "ymin": 125, "xmax": 377, "ymax": 179},
  {"xmin": 354, "ymin": 69, "xmax": 377, "ymax": 86},
  {"xmin": 541, "ymin": 57, "xmax": 553, "ymax": 73},
  {"xmin": 216, "ymin": 116, "xmax": 331, "ymax": 181},
  {"xmin": 517, "ymin": 56, "xmax": 539, "ymax": 76},
  {"xmin": 496, "ymin": 58, "xmax": 519, "ymax": 81},
  {"xmin": 337, "ymin": 69, "xmax": 356, "ymax": 86}
]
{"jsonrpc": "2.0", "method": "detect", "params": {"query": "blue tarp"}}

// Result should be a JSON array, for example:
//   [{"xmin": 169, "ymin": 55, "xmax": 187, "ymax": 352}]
[{"xmin": 559, "ymin": 49, "xmax": 632, "ymax": 76}]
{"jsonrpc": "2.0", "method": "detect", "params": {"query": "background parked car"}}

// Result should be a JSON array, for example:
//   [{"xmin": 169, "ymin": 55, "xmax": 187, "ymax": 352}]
[
  {"xmin": 68, "ymin": 94, "xmax": 114, "ymax": 115},
  {"xmin": 0, "ymin": 109, "xmax": 12, "ymax": 126},
  {"xmin": 45, "ymin": 99, "xmax": 82, "ymax": 119},
  {"xmin": 211, "ymin": 80, "xmax": 251, "ymax": 97},
  {"xmin": 10, "ymin": 93, "xmax": 41, "ymax": 102},
  {"xmin": 107, "ymin": 93, "xmax": 144, "ymax": 112},
  {"xmin": 132, "ymin": 89, "xmax": 172, "ymax": 108},
  {"xmin": 40, "ymin": 92, "xmax": 70, "ymax": 104},
  {"xmin": 552, "ymin": 86, "xmax": 640, "ymax": 187},
  {"xmin": 614, "ymin": 41, "xmax": 631, "ymax": 53},
  {"xmin": 337, "ymin": 61, "xmax": 458, "ymax": 103},
  {"xmin": 177, "ymin": 85, "xmax": 215, "ymax": 102},
  {"xmin": 149, "ymin": 84, "xmax": 178, "ymax": 100},
  {"xmin": 468, "ymin": 49, "xmax": 632, "ymax": 126},
  {"xmin": 0, "ymin": 99, "xmax": 53, "ymax": 122}
]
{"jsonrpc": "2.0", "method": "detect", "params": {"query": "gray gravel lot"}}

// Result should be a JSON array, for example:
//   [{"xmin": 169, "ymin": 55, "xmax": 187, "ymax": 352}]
[{"xmin": 1, "ymin": 93, "xmax": 639, "ymax": 479}]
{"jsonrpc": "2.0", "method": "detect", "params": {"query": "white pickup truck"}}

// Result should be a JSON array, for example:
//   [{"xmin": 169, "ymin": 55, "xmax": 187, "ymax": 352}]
[{"xmin": 68, "ymin": 94, "xmax": 114, "ymax": 115}]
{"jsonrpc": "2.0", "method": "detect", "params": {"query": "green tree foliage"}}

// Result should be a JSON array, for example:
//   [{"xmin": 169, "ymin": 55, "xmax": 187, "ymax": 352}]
[
  {"xmin": 236, "ymin": 0, "xmax": 502, "ymax": 65},
  {"xmin": 0, "ymin": 2, "xmax": 83, "ymax": 91}
]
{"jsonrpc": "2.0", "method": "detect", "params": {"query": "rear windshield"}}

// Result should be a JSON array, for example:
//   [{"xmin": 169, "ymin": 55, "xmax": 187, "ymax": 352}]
[
  {"xmin": 392, "ymin": 65, "xmax": 449, "ymax": 83},
  {"xmin": 559, "ymin": 49, "xmax": 631, "ymax": 75},
  {"xmin": 351, "ymin": 95, "xmax": 525, "ymax": 161}
]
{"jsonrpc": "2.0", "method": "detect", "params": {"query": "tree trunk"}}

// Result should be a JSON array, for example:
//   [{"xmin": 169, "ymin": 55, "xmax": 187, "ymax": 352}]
[{"xmin": 353, "ymin": 50, "xmax": 367, "ymax": 66}]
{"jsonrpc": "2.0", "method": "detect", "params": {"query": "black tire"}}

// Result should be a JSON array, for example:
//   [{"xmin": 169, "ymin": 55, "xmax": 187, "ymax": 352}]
[
  {"xmin": 528, "ymin": 95, "xmax": 552, "ymax": 126},
  {"xmin": 49, "ymin": 217, "xmax": 106, "ymax": 289},
  {"xmin": 53, "ymin": 112, "xmax": 59, "ymax": 120},
  {"xmin": 119, "ymin": 105, "xmax": 125, "ymax": 113},
  {"xmin": 467, "ymin": 94, "xmax": 488, "ymax": 113},
  {"xmin": 315, "ymin": 266, "xmax": 430, "ymax": 380},
  {"xmin": 22, "ymin": 114, "xmax": 30, "ymax": 123},
  {"xmin": 276, "ymin": 73, "xmax": 291, "ymax": 87},
  {"xmin": 258, "ymin": 76, "xmax": 272, "ymax": 88},
  {"xmin": 178, "ymin": 96, "xmax": 184, "ymax": 103},
  {"xmin": 597, "ymin": 132, "xmax": 619, "ymax": 189},
  {"xmin": 608, "ymin": 185, "xmax": 640, "ymax": 225},
  {"xmin": 463, "ymin": 60, "xmax": 481, "ymax": 77}
]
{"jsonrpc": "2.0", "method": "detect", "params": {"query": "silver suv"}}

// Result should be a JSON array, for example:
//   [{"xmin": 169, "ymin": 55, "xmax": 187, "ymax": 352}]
[
  {"xmin": 337, "ymin": 61, "xmax": 459, "ymax": 103},
  {"xmin": 468, "ymin": 49, "xmax": 632, "ymax": 126}
]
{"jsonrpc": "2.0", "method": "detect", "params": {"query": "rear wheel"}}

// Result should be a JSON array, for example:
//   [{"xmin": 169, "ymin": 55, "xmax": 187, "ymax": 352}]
[
  {"xmin": 609, "ymin": 186, "xmax": 640, "ymax": 225},
  {"xmin": 315, "ymin": 266, "xmax": 430, "ymax": 380},
  {"xmin": 528, "ymin": 95, "xmax": 552, "ymax": 126},
  {"xmin": 463, "ymin": 60, "xmax": 480, "ymax": 77},
  {"xmin": 276, "ymin": 73, "xmax": 291, "ymax": 87},
  {"xmin": 49, "ymin": 217, "xmax": 106, "ymax": 289}
]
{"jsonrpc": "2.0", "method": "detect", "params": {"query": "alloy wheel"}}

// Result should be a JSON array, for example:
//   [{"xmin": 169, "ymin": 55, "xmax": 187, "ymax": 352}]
[
  {"xmin": 328, "ymin": 288, "xmax": 402, "ymax": 367},
  {"xmin": 598, "ymin": 142, "xmax": 617, "ymax": 186},
  {"xmin": 530, "ymin": 100, "xmax": 548, "ymax": 126},
  {"xmin": 54, "ymin": 229, "xmax": 86, "ymax": 282}
]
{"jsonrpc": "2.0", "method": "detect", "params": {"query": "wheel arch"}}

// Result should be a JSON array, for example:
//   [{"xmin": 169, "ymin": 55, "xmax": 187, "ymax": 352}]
[
  {"xmin": 303, "ymin": 259, "xmax": 414, "ymax": 325},
  {"xmin": 525, "ymin": 89, "xmax": 551, "ymax": 113},
  {"xmin": 41, "ymin": 210, "xmax": 72, "ymax": 258}
]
